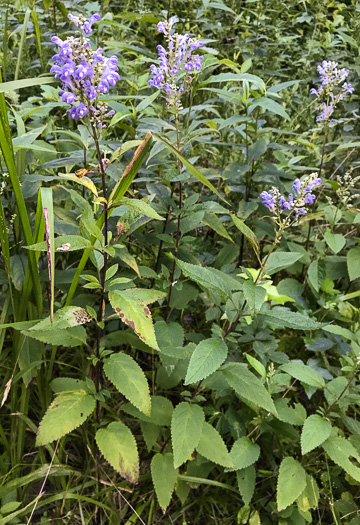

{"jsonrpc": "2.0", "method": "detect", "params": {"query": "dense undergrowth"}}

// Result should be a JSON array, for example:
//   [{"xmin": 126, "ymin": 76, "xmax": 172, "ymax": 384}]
[{"xmin": 0, "ymin": 0, "xmax": 360, "ymax": 523}]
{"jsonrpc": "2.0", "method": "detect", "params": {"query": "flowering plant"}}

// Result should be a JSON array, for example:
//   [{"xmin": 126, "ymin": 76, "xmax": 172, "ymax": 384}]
[
  {"xmin": 148, "ymin": 18, "xmax": 204, "ymax": 111},
  {"xmin": 50, "ymin": 13, "xmax": 119, "ymax": 127},
  {"xmin": 310, "ymin": 61, "xmax": 354, "ymax": 123}
]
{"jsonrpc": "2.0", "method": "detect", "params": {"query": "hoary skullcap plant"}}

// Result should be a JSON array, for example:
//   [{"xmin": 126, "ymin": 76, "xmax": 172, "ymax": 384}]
[{"xmin": 0, "ymin": 3, "xmax": 360, "ymax": 524}]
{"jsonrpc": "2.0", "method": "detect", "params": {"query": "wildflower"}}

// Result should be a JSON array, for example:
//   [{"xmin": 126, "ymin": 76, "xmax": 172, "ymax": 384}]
[
  {"xmin": 148, "ymin": 18, "xmax": 204, "ymax": 111},
  {"xmin": 50, "ymin": 13, "xmax": 120, "ymax": 129},
  {"xmin": 260, "ymin": 173, "xmax": 322, "ymax": 223},
  {"xmin": 310, "ymin": 61, "xmax": 354, "ymax": 123}
]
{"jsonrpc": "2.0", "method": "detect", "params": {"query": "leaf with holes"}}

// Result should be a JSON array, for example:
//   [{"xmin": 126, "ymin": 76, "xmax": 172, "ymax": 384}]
[
  {"xmin": 171, "ymin": 402, "xmax": 205, "ymax": 468},
  {"xmin": 109, "ymin": 290, "xmax": 160, "ymax": 350},
  {"xmin": 96, "ymin": 421, "xmax": 139, "ymax": 483},
  {"xmin": 36, "ymin": 390, "xmax": 95, "ymax": 446},
  {"xmin": 103, "ymin": 353, "xmax": 151, "ymax": 416}
]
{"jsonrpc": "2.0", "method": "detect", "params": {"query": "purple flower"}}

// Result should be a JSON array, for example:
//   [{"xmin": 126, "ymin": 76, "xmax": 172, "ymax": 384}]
[{"xmin": 260, "ymin": 190, "xmax": 276, "ymax": 212}]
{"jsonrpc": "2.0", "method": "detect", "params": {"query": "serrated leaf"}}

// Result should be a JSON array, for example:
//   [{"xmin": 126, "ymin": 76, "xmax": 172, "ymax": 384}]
[
  {"xmin": 176, "ymin": 258, "xmax": 242, "ymax": 299},
  {"xmin": 260, "ymin": 309, "xmax": 323, "ymax": 330},
  {"xmin": 50, "ymin": 377, "xmax": 87, "ymax": 393},
  {"xmin": 196, "ymin": 422, "xmax": 233, "ymax": 467},
  {"xmin": 221, "ymin": 363, "xmax": 277, "ymax": 415},
  {"xmin": 347, "ymin": 248, "xmax": 360, "ymax": 281},
  {"xmin": 155, "ymin": 321, "xmax": 184, "ymax": 351},
  {"xmin": 151, "ymin": 453, "xmax": 178, "ymax": 512},
  {"xmin": 236, "ymin": 465, "xmax": 256, "ymax": 506},
  {"xmin": 202, "ymin": 213, "xmax": 233, "ymax": 242},
  {"xmin": 322, "ymin": 432, "xmax": 360, "ymax": 482},
  {"xmin": 242, "ymin": 280, "xmax": 267, "ymax": 315},
  {"xmin": 96, "ymin": 421, "xmax": 139, "ymax": 483},
  {"xmin": 28, "ymin": 307, "xmax": 91, "ymax": 331},
  {"xmin": 171, "ymin": 403, "xmax": 205, "ymax": 468},
  {"xmin": 274, "ymin": 399, "xmax": 306, "ymax": 426},
  {"xmin": 265, "ymin": 252, "xmax": 304, "ymax": 275},
  {"xmin": 36, "ymin": 390, "xmax": 95, "ymax": 446},
  {"xmin": 185, "ymin": 338, "xmax": 228, "ymax": 385},
  {"xmin": 22, "ymin": 325, "xmax": 87, "ymax": 347},
  {"xmin": 277, "ymin": 457, "xmax": 307, "ymax": 511},
  {"xmin": 324, "ymin": 231, "xmax": 345, "ymax": 254},
  {"xmin": 122, "ymin": 395, "xmax": 173, "ymax": 426},
  {"xmin": 230, "ymin": 214, "xmax": 260, "ymax": 260},
  {"xmin": 281, "ymin": 362, "xmax": 325, "ymax": 388},
  {"xmin": 301, "ymin": 415, "xmax": 332, "ymax": 455},
  {"xmin": 25, "ymin": 235, "xmax": 91, "ymax": 252},
  {"xmin": 230, "ymin": 437, "xmax": 260, "ymax": 470},
  {"xmin": 109, "ymin": 290, "xmax": 160, "ymax": 350},
  {"xmin": 103, "ymin": 353, "xmax": 151, "ymax": 416},
  {"xmin": 296, "ymin": 474, "xmax": 319, "ymax": 512},
  {"xmin": 115, "ymin": 197, "xmax": 164, "ymax": 221}
]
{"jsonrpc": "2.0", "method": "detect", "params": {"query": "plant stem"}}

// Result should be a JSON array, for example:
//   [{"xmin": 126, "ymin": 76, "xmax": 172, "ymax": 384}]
[{"xmin": 165, "ymin": 115, "xmax": 182, "ymax": 320}]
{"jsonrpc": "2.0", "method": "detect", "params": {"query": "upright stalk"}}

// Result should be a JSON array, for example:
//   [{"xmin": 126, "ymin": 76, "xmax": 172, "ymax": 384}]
[{"xmin": 165, "ymin": 115, "xmax": 182, "ymax": 320}]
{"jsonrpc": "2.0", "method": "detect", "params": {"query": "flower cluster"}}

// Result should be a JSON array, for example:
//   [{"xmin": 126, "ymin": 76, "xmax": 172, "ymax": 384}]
[
  {"xmin": 260, "ymin": 173, "xmax": 322, "ymax": 222},
  {"xmin": 148, "ymin": 18, "xmax": 204, "ymax": 110},
  {"xmin": 50, "ymin": 13, "xmax": 119, "ymax": 128},
  {"xmin": 310, "ymin": 61, "xmax": 354, "ymax": 123}
]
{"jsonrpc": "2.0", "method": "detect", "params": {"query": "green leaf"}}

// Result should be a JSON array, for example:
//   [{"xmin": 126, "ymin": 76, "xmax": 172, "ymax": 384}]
[
  {"xmin": 154, "ymin": 134, "xmax": 226, "ymax": 202},
  {"xmin": 281, "ymin": 362, "xmax": 325, "ymax": 388},
  {"xmin": 59, "ymin": 173, "xmax": 99, "ymax": 197},
  {"xmin": 28, "ymin": 307, "xmax": 91, "ymax": 331},
  {"xmin": 324, "ymin": 231, "xmax": 346, "ymax": 254},
  {"xmin": 250, "ymin": 96, "xmax": 289, "ymax": 120},
  {"xmin": 151, "ymin": 453, "xmax": 178, "ymax": 512},
  {"xmin": 115, "ymin": 197, "xmax": 164, "ymax": 221},
  {"xmin": 82, "ymin": 219, "xmax": 104, "ymax": 244},
  {"xmin": 109, "ymin": 290, "xmax": 160, "ymax": 350},
  {"xmin": 0, "ymin": 76, "xmax": 54, "ymax": 93},
  {"xmin": 25, "ymin": 235, "xmax": 91, "ymax": 252},
  {"xmin": 230, "ymin": 214, "xmax": 260, "ymax": 260},
  {"xmin": 265, "ymin": 252, "xmax": 304, "ymax": 275},
  {"xmin": 96, "ymin": 421, "xmax": 139, "ymax": 483},
  {"xmin": 230, "ymin": 437, "xmax": 260, "ymax": 470},
  {"xmin": 236, "ymin": 466, "xmax": 256, "ymax": 506},
  {"xmin": 184, "ymin": 338, "xmax": 228, "ymax": 384},
  {"xmin": 122, "ymin": 395, "xmax": 173, "ymax": 426},
  {"xmin": 176, "ymin": 258, "xmax": 242, "ymax": 299},
  {"xmin": 277, "ymin": 457, "xmax": 307, "ymax": 511},
  {"xmin": 242, "ymin": 280, "xmax": 267, "ymax": 315},
  {"xmin": 297, "ymin": 474, "xmax": 319, "ymax": 512},
  {"xmin": 171, "ymin": 402, "xmax": 205, "ymax": 468},
  {"xmin": 347, "ymin": 247, "xmax": 360, "ymax": 281},
  {"xmin": 260, "ymin": 309, "xmax": 323, "ymax": 330},
  {"xmin": 22, "ymin": 325, "xmax": 87, "ymax": 347},
  {"xmin": 196, "ymin": 422, "xmax": 234, "ymax": 467},
  {"xmin": 274, "ymin": 399, "xmax": 306, "ymax": 426},
  {"xmin": 301, "ymin": 415, "xmax": 332, "ymax": 455},
  {"xmin": 322, "ymin": 432, "xmax": 360, "ymax": 482},
  {"xmin": 204, "ymin": 72, "xmax": 265, "ymax": 91},
  {"xmin": 36, "ymin": 390, "xmax": 95, "ymax": 446},
  {"xmin": 103, "ymin": 353, "xmax": 151, "ymax": 417},
  {"xmin": 135, "ymin": 89, "xmax": 160, "ymax": 112},
  {"xmin": 221, "ymin": 363, "xmax": 277, "ymax": 415},
  {"xmin": 201, "ymin": 213, "xmax": 233, "ymax": 242},
  {"xmin": 155, "ymin": 321, "xmax": 184, "ymax": 351},
  {"xmin": 50, "ymin": 377, "xmax": 87, "ymax": 393}
]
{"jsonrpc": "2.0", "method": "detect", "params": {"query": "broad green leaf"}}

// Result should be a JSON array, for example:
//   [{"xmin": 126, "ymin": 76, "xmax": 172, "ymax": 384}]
[
  {"xmin": 115, "ymin": 196, "xmax": 164, "ymax": 221},
  {"xmin": 81, "ymin": 219, "xmax": 104, "ymax": 244},
  {"xmin": 301, "ymin": 415, "xmax": 332, "ymax": 454},
  {"xmin": 122, "ymin": 395, "xmax": 173, "ymax": 426},
  {"xmin": 109, "ymin": 290, "xmax": 160, "ymax": 350},
  {"xmin": 171, "ymin": 402, "xmax": 205, "ymax": 468},
  {"xmin": 222, "ymin": 363, "xmax": 277, "ymax": 415},
  {"xmin": 36, "ymin": 390, "xmax": 95, "ymax": 446},
  {"xmin": 230, "ymin": 437, "xmax": 260, "ymax": 470},
  {"xmin": 96, "ymin": 421, "xmax": 139, "ymax": 483},
  {"xmin": 250, "ymin": 96, "xmax": 289, "ymax": 120},
  {"xmin": 230, "ymin": 214, "xmax": 260, "ymax": 260},
  {"xmin": 185, "ymin": 338, "xmax": 228, "ymax": 384},
  {"xmin": 204, "ymin": 72, "xmax": 265, "ymax": 91},
  {"xmin": 277, "ymin": 457, "xmax": 307, "ymax": 511},
  {"xmin": 59, "ymin": 173, "xmax": 98, "ymax": 197},
  {"xmin": 135, "ymin": 89, "xmax": 160, "ymax": 112},
  {"xmin": 265, "ymin": 252, "xmax": 304, "ymax": 275},
  {"xmin": 324, "ymin": 231, "xmax": 346, "ymax": 254},
  {"xmin": 260, "ymin": 309, "xmax": 323, "ymax": 330},
  {"xmin": 155, "ymin": 321, "xmax": 184, "ymax": 351},
  {"xmin": 50, "ymin": 377, "xmax": 87, "ymax": 393},
  {"xmin": 347, "ymin": 247, "xmax": 360, "ymax": 281},
  {"xmin": 196, "ymin": 422, "xmax": 234, "ymax": 467},
  {"xmin": 281, "ymin": 362, "xmax": 325, "ymax": 388},
  {"xmin": 154, "ymin": 134, "xmax": 226, "ymax": 202},
  {"xmin": 151, "ymin": 453, "xmax": 178, "ymax": 512},
  {"xmin": 274, "ymin": 399, "xmax": 306, "ymax": 426},
  {"xmin": 201, "ymin": 213, "xmax": 233, "ymax": 241},
  {"xmin": 296, "ymin": 474, "xmax": 319, "ymax": 512},
  {"xmin": 176, "ymin": 258, "xmax": 242, "ymax": 299},
  {"xmin": 119, "ymin": 288, "xmax": 167, "ymax": 305},
  {"xmin": 103, "ymin": 353, "xmax": 151, "ymax": 416},
  {"xmin": 242, "ymin": 280, "xmax": 267, "ymax": 315},
  {"xmin": 236, "ymin": 466, "xmax": 256, "ymax": 506},
  {"xmin": 322, "ymin": 432, "xmax": 360, "ymax": 482},
  {"xmin": 25, "ymin": 235, "xmax": 91, "ymax": 252},
  {"xmin": 141, "ymin": 421, "xmax": 161, "ymax": 452},
  {"xmin": 22, "ymin": 325, "xmax": 87, "ymax": 347},
  {"xmin": 28, "ymin": 307, "xmax": 91, "ymax": 331}
]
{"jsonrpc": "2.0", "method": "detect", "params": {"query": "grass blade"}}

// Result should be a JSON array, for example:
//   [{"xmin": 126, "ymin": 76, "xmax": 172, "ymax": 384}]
[
  {"xmin": 15, "ymin": 9, "xmax": 31, "ymax": 81},
  {"xmin": 41, "ymin": 188, "xmax": 55, "ymax": 324}
]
